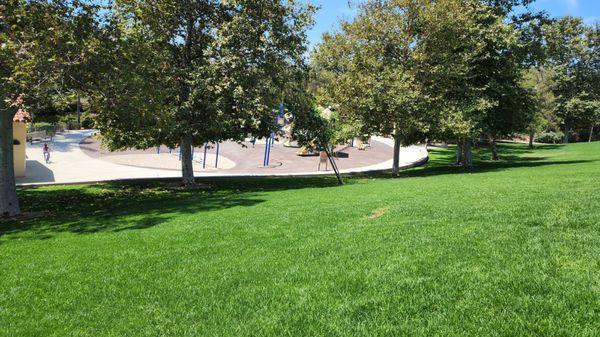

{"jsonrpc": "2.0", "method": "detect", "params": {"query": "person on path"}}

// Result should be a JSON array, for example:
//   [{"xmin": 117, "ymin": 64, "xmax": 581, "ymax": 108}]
[{"xmin": 42, "ymin": 143, "xmax": 50, "ymax": 164}]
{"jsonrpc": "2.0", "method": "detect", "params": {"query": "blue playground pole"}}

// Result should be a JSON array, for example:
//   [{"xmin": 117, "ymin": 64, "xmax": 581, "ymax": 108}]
[
  {"xmin": 263, "ymin": 103, "xmax": 284, "ymax": 167},
  {"xmin": 263, "ymin": 137, "xmax": 270, "ymax": 166},
  {"xmin": 157, "ymin": 146, "xmax": 160, "ymax": 154},
  {"xmin": 203, "ymin": 143, "xmax": 208, "ymax": 169},
  {"xmin": 274, "ymin": 103, "xmax": 284, "ymax": 149},
  {"xmin": 215, "ymin": 143, "xmax": 220, "ymax": 168},
  {"xmin": 178, "ymin": 147, "xmax": 182, "ymax": 161},
  {"xmin": 266, "ymin": 137, "xmax": 272, "ymax": 165}
]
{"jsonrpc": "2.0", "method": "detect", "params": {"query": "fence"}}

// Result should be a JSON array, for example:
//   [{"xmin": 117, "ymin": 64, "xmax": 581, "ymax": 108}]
[{"xmin": 26, "ymin": 122, "xmax": 67, "ymax": 143}]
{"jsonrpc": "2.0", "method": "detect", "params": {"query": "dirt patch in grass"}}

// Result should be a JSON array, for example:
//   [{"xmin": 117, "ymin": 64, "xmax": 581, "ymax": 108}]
[{"xmin": 368, "ymin": 207, "xmax": 389, "ymax": 219}]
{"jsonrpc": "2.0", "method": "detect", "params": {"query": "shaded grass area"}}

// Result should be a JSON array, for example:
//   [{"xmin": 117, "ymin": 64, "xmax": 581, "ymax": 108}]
[{"xmin": 1, "ymin": 142, "xmax": 599, "ymax": 336}]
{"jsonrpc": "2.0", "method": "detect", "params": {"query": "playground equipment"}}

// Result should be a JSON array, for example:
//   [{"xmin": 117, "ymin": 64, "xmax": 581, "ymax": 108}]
[
  {"xmin": 203, "ymin": 143, "xmax": 220, "ymax": 169},
  {"xmin": 159, "ymin": 143, "xmax": 220, "ymax": 169},
  {"xmin": 350, "ymin": 137, "xmax": 372, "ymax": 150},
  {"xmin": 296, "ymin": 144, "xmax": 319, "ymax": 156},
  {"xmin": 280, "ymin": 111, "xmax": 295, "ymax": 147},
  {"xmin": 263, "ymin": 103, "xmax": 287, "ymax": 167}
]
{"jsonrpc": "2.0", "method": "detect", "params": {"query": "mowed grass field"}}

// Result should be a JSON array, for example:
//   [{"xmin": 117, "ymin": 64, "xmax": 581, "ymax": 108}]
[{"xmin": 1, "ymin": 142, "xmax": 599, "ymax": 336}]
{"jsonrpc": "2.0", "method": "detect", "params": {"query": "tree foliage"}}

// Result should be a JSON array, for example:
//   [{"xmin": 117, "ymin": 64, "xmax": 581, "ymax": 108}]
[
  {"xmin": 544, "ymin": 18, "xmax": 599, "ymax": 142},
  {"xmin": 312, "ymin": 0, "xmax": 431, "ymax": 175},
  {"xmin": 1, "ymin": 0, "xmax": 99, "ymax": 217},
  {"xmin": 95, "ymin": 0, "xmax": 315, "ymax": 185},
  {"xmin": 313, "ymin": 0, "xmax": 537, "ymax": 169}
]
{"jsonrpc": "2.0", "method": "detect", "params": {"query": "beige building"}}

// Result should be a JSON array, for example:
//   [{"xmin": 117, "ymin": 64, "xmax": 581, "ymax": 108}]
[{"xmin": 13, "ymin": 109, "xmax": 30, "ymax": 178}]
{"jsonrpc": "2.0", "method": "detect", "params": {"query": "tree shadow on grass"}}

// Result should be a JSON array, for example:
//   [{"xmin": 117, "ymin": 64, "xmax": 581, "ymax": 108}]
[
  {"xmin": 2, "ymin": 143, "xmax": 595, "ymax": 240},
  {"xmin": 355, "ymin": 143, "xmax": 595, "ymax": 179},
  {"xmin": 1, "ymin": 176, "xmax": 340, "ymax": 241}
]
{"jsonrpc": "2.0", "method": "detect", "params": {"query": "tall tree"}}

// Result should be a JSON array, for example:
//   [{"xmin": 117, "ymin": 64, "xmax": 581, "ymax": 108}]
[
  {"xmin": 477, "ymin": 22, "xmax": 536, "ymax": 161},
  {"xmin": 52, "ymin": 1, "xmax": 104, "ymax": 126},
  {"xmin": 0, "ymin": 31, "xmax": 21, "ymax": 216},
  {"xmin": 514, "ymin": 13, "xmax": 557, "ymax": 148},
  {"xmin": 416, "ymin": 0, "xmax": 490, "ymax": 168},
  {"xmin": 417, "ymin": 0, "xmax": 535, "ymax": 166},
  {"xmin": 96, "ymin": 0, "xmax": 314, "ymax": 186},
  {"xmin": 1, "ymin": 0, "xmax": 100, "ymax": 217},
  {"xmin": 312, "ymin": 0, "xmax": 431, "ymax": 176},
  {"xmin": 544, "ymin": 18, "xmax": 599, "ymax": 143},
  {"xmin": 522, "ymin": 67, "xmax": 557, "ymax": 148},
  {"xmin": 2, "ymin": 0, "xmax": 55, "ymax": 217}
]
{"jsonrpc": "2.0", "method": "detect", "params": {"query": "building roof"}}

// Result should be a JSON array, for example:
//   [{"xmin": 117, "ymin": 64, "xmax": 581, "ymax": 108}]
[{"xmin": 13, "ymin": 109, "xmax": 32, "ymax": 123}]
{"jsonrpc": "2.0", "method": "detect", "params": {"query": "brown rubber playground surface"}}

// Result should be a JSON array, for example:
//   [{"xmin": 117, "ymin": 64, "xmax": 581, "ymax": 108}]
[{"xmin": 79, "ymin": 137, "xmax": 393, "ymax": 175}]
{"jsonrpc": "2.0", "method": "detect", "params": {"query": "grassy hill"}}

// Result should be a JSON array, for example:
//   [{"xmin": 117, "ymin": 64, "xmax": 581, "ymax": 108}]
[{"xmin": 1, "ymin": 142, "xmax": 599, "ymax": 336}]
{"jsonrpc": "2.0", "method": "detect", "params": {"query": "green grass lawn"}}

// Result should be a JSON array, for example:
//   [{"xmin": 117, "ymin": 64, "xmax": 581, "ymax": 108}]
[{"xmin": 1, "ymin": 142, "xmax": 599, "ymax": 336}]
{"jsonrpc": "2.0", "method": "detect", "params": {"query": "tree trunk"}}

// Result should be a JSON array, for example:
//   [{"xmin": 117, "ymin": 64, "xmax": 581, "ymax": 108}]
[
  {"xmin": 0, "ymin": 111, "xmax": 20, "ymax": 217},
  {"xmin": 589, "ymin": 126, "xmax": 594, "ymax": 143},
  {"xmin": 461, "ymin": 139, "xmax": 473, "ymax": 169},
  {"xmin": 491, "ymin": 138, "xmax": 499, "ymax": 161},
  {"xmin": 563, "ymin": 124, "xmax": 569, "ymax": 144},
  {"xmin": 392, "ymin": 133, "xmax": 402, "ymax": 176},
  {"xmin": 180, "ymin": 135, "xmax": 195, "ymax": 186},
  {"xmin": 456, "ymin": 140, "xmax": 463, "ymax": 165},
  {"xmin": 76, "ymin": 93, "xmax": 81, "ymax": 127},
  {"xmin": 528, "ymin": 131, "xmax": 534, "ymax": 149}
]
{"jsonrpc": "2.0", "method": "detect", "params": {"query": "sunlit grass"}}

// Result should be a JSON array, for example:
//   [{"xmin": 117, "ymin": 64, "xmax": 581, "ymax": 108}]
[{"xmin": 1, "ymin": 142, "xmax": 599, "ymax": 336}]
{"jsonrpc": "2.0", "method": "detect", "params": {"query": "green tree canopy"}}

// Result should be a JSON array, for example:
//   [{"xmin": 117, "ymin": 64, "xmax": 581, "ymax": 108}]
[
  {"xmin": 96, "ymin": 0, "xmax": 315, "ymax": 185},
  {"xmin": 1, "ymin": 0, "xmax": 99, "ymax": 217},
  {"xmin": 312, "ymin": 0, "xmax": 431, "ymax": 175},
  {"xmin": 416, "ymin": 0, "xmax": 535, "ymax": 165},
  {"xmin": 544, "ymin": 18, "xmax": 599, "ymax": 142}
]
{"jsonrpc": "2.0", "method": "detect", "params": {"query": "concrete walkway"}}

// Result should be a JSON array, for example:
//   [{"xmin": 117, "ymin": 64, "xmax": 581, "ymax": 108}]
[{"xmin": 17, "ymin": 130, "xmax": 428, "ymax": 186}]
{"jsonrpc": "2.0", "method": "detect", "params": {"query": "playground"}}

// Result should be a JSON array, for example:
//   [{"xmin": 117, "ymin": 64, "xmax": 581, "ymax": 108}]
[{"xmin": 17, "ymin": 130, "xmax": 428, "ymax": 186}]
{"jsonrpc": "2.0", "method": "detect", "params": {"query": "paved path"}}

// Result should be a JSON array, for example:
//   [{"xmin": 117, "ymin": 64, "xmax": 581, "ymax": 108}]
[{"xmin": 17, "ymin": 130, "xmax": 428, "ymax": 186}]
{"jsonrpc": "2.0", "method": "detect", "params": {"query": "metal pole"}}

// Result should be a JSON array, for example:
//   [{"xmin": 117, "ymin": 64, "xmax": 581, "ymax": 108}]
[
  {"xmin": 263, "ymin": 137, "xmax": 270, "ymax": 166},
  {"xmin": 192, "ymin": 147, "xmax": 195, "ymax": 160},
  {"xmin": 266, "ymin": 137, "xmax": 272, "ymax": 165},
  {"xmin": 179, "ymin": 147, "xmax": 182, "ymax": 161},
  {"xmin": 324, "ymin": 145, "xmax": 344, "ymax": 185}
]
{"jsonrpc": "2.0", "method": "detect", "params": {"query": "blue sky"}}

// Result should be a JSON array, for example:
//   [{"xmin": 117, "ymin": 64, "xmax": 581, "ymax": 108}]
[{"xmin": 305, "ymin": 0, "xmax": 600, "ymax": 50}]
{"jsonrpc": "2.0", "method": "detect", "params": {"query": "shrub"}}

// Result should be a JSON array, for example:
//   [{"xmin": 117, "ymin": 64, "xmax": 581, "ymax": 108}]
[
  {"xmin": 29, "ymin": 122, "xmax": 54, "ymax": 134},
  {"xmin": 81, "ymin": 113, "xmax": 96, "ymax": 129},
  {"xmin": 59, "ymin": 115, "xmax": 80, "ymax": 130},
  {"xmin": 536, "ymin": 131, "xmax": 564, "ymax": 144}
]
